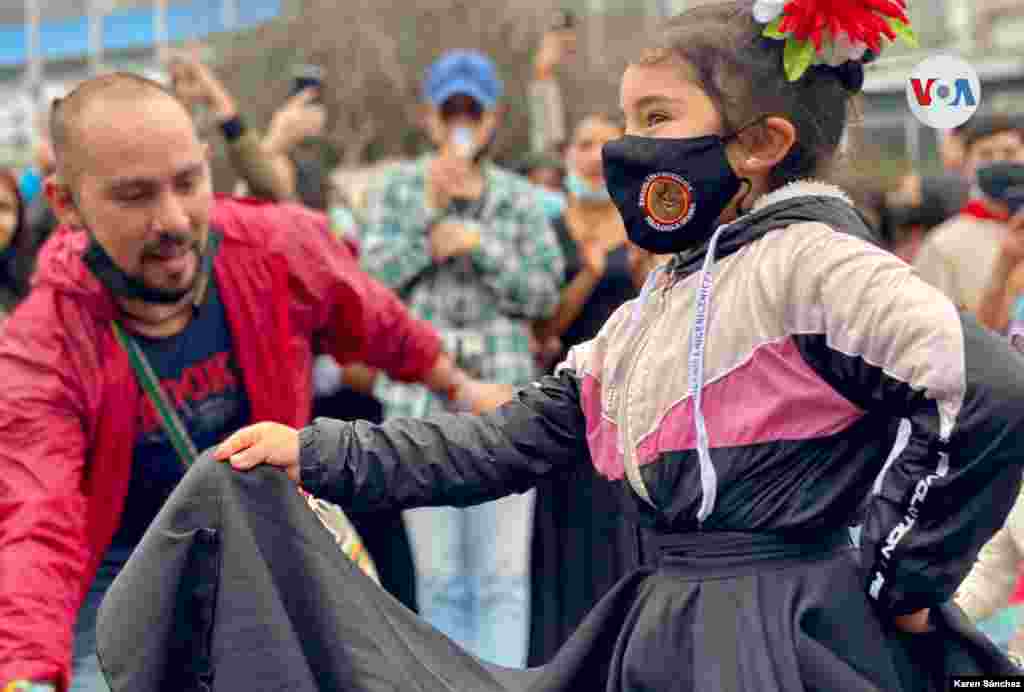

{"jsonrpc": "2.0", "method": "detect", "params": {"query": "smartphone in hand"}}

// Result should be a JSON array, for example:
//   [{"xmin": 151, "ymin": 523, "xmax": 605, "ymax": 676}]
[{"xmin": 551, "ymin": 9, "xmax": 576, "ymax": 30}]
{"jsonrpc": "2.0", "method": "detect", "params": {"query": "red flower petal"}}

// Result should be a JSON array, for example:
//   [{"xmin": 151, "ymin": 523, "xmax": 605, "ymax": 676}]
[
  {"xmin": 867, "ymin": 12, "xmax": 896, "ymax": 40},
  {"xmin": 765, "ymin": 0, "xmax": 910, "ymax": 63},
  {"xmin": 830, "ymin": 6, "xmax": 856, "ymax": 39},
  {"xmin": 863, "ymin": 0, "xmax": 903, "ymax": 19},
  {"xmin": 811, "ymin": 13, "xmax": 828, "ymax": 50},
  {"xmin": 828, "ymin": 15, "xmax": 840, "ymax": 38},
  {"xmin": 779, "ymin": 12, "xmax": 796, "ymax": 34},
  {"xmin": 863, "ymin": 24, "xmax": 881, "ymax": 52},
  {"xmin": 798, "ymin": 18, "xmax": 817, "ymax": 41}
]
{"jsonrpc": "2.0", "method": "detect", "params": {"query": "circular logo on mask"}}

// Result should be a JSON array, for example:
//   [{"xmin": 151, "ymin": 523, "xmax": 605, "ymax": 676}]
[{"xmin": 639, "ymin": 173, "xmax": 695, "ymax": 231}]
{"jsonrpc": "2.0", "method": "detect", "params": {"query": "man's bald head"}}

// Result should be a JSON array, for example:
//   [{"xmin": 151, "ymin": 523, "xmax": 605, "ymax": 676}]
[{"xmin": 50, "ymin": 72, "xmax": 191, "ymax": 189}]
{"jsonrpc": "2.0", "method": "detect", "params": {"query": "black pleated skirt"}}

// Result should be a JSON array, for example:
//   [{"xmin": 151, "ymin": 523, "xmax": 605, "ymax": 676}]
[
  {"xmin": 311, "ymin": 387, "xmax": 418, "ymax": 613},
  {"xmin": 528, "ymin": 463, "xmax": 638, "ymax": 666},
  {"xmin": 97, "ymin": 456, "xmax": 1020, "ymax": 692}
]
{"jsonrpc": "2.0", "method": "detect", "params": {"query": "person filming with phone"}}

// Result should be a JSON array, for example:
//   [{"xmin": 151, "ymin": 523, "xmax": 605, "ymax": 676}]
[{"xmin": 358, "ymin": 50, "xmax": 564, "ymax": 668}]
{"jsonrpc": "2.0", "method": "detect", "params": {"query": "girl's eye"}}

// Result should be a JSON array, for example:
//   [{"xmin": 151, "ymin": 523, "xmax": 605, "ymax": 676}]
[{"xmin": 646, "ymin": 112, "xmax": 669, "ymax": 127}]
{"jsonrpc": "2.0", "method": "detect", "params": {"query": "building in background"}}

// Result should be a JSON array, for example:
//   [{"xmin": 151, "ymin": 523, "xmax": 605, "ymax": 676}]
[
  {"xmin": 859, "ymin": 0, "xmax": 1024, "ymax": 175},
  {"xmin": 0, "ymin": 0, "xmax": 281, "ymax": 166}
]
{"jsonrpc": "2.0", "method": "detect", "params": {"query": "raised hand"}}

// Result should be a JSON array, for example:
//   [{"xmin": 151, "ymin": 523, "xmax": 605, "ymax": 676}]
[{"xmin": 265, "ymin": 88, "xmax": 327, "ymax": 155}]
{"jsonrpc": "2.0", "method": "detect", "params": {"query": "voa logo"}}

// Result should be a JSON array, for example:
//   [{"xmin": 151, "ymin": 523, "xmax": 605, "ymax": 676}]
[{"xmin": 907, "ymin": 54, "xmax": 981, "ymax": 129}]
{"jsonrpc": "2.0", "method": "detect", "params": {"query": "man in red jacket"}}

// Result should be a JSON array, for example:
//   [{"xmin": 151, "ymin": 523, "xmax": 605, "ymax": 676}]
[{"xmin": 0, "ymin": 72, "xmax": 511, "ymax": 692}]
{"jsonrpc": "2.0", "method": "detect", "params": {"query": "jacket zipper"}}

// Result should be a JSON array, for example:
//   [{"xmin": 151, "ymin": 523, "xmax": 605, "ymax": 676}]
[{"xmin": 619, "ymin": 282, "xmax": 670, "ymax": 508}]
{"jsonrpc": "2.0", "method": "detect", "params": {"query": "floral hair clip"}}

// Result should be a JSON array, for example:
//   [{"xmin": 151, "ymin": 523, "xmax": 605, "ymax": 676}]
[{"xmin": 752, "ymin": 0, "xmax": 918, "ymax": 82}]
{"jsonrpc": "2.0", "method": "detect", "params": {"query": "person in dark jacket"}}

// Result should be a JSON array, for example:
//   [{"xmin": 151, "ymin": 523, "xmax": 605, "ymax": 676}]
[{"xmin": 0, "ymin": 168, "xmax": 33, "ymax": 317}]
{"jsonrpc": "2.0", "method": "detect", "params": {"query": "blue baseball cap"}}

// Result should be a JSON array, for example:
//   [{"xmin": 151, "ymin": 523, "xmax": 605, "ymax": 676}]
[{"xmin": 423, "ymin": 50, "xmax": 503, "ymax": 110}]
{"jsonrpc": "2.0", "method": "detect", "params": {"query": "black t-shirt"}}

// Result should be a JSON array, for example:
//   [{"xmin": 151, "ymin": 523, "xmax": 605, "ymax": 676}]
[
  {"xmin": 106, "ymin": 278, "xmax": 251, "ymax": 563},
  {"xmin": 551, "ymin": 215, "xmax": 637, "ymax": 365}
]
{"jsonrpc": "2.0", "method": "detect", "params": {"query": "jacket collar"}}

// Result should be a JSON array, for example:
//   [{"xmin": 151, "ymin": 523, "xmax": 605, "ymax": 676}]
[
  {"xmin": 750, "ymin": 179, "xmax": 853, "ymax": 213},
  {"xmin": 669, "ymin": 179, "xmax": 869, "ymax": 279}
]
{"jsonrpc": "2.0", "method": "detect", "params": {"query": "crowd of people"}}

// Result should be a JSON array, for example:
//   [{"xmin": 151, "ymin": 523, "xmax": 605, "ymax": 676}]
[{"xmin": 2, "ymin": 1, "xmax": 1024, "ymax": 690}]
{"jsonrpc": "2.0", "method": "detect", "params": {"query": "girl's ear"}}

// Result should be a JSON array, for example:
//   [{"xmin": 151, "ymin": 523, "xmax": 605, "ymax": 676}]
[{"xmin": 730, "ymin": 116, "xmax": 797, "ymax": 178}]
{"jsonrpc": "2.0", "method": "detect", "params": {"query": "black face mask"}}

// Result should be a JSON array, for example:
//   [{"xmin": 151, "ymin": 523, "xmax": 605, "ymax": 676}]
[
  {"xmin": 66, "ymin": 188, "xmax": 208, "ymax": 304},
  {"xmin": 977, "ymin": 162, "xmax": 1024, "ymax": 215},
  {"xmin": 81, "ymin": 225, "xmax": 215, "ymax": 305},
  {"xmin": 83, "ymin": 236, "xmax": 195, "ymax": 304},
  {"xmin": 602, "ymin": 133, "xmax": 743, "ymax": 255}
]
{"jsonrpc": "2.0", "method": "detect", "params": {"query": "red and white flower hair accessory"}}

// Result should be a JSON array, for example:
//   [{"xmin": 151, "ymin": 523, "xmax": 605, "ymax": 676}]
[{"xmin": 752, "ymin": 0, "xmax": 918, "ymax": 81}]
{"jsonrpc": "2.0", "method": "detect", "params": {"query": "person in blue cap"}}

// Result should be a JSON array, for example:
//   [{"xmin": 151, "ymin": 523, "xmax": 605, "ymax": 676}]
[{"xmin": 355, "ymin": 50, "xmax": 564, "ymax": 668}]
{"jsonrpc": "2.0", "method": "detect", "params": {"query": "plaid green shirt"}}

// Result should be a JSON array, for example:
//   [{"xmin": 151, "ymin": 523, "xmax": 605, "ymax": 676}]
[{"xmin": 360, "ymin": 155, "xmax": 565, "ymax": 419}]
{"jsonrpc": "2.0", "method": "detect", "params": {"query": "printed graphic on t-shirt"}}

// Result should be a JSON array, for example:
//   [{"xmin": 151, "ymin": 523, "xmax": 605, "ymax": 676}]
[{"xmin": 137, "ymin": 351, "xmax": 244, "ymax": 445}]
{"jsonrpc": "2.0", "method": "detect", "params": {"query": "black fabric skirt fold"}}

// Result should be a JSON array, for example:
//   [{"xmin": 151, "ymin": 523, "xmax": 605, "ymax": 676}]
[
  {"xmin": 97, "ymin": 454, "xmax": 1021, "ymax": 692},
  {"xmin": 311, "ymin": 387, "xmax": 418, "ymax": 613},
  {"xmin": 529, "ymin": 463, "xmax": 638, "ymax": 666}
]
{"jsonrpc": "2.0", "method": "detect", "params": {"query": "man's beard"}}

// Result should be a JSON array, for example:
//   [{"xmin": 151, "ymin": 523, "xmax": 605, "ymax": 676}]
[{"xmin": 81, "ymin": 226, "xmax": 203, "ymax": 305}]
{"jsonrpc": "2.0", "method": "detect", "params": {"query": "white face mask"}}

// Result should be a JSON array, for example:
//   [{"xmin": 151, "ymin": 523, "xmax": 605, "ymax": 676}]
[
  {"xmin": 565, "ymin": 171, "xmax": 610, "ymax": 202},
  {"xmin": 329, "ymin": 206, "xmax": 358, "ymax": 239},
  {"xmin": 451, "ymin": 126, "xmax": 477, "ymax": 159}
]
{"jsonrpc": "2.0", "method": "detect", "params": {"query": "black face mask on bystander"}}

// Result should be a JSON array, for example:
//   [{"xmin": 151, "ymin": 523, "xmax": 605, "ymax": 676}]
[
  {"xmin": 82, "ymin": 235, "xmax": 197, "ymax": 305},
  {"xmin": 977, "ymin": 162, "xmax": 1024, "ymax": 215}
]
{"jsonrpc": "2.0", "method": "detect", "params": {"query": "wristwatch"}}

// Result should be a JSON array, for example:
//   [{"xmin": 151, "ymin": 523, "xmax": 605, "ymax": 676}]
[
  {"xmin": 3, "ymin": 682, "xmax": 57, "ymax": 692},
  {"xmin": 218, "ymin": 113, "xmax": 247, "ymax": 142}
]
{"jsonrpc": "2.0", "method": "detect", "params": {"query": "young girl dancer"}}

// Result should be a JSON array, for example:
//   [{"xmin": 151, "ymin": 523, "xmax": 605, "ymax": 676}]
[{"xmin": 216, "ymin": 2, "xmax": 1024, "ymax": 689}]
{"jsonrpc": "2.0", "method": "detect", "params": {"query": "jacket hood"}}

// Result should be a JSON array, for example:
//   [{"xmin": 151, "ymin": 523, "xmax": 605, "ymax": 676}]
[{"xmin": 32, "ymin": 223, "xmax": 96, "ymax": 295}]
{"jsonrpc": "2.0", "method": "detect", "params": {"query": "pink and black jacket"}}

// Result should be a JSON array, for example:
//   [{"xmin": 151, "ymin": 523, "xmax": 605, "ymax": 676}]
[{"xmin": 299, "ymin": 180, "xmax": 1024, "ymax": 620}]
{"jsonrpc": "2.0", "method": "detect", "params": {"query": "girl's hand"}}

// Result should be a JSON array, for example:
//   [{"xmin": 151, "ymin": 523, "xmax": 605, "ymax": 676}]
[
  {"xmin": 215, "ymin": 422, "xmax": 301, "ymax": 483},
  {"xmin": 893, "ymin": 608, "xmax": 931, "ymax": 634}
]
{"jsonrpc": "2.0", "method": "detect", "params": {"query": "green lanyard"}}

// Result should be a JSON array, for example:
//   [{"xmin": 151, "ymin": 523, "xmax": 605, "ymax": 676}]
[{"xmin": 112, "ymin": 320, "xmax": 199, "ymax": 467}]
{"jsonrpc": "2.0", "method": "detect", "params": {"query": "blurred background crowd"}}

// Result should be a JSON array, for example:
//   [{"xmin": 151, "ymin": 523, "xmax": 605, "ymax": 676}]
[{"xmin": 2, "ymin": 0, "xmax": 1024, "ymax": 683}]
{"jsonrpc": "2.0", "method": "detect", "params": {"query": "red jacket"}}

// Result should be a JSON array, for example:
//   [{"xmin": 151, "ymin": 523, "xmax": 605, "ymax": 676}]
[
  {"xmin": 1011, "ymin": 572, "xmax": 1024, "ymax": 605},
  {"xmin": 0, "ymin": 196, "xmax": 441, "ymax": 689}
]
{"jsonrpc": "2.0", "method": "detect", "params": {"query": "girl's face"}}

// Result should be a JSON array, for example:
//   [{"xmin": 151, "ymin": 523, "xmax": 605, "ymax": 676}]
[
  {"xmin": 618, "ymin": 59, "xmax": 793, "ymax": 224},
  {"xmin": 0, "ymin": 179, "xmax": 19, "ymax": 252},
  {"xmin": 620, "ymin": 61, "xmax": 724, "ymax": 142}
]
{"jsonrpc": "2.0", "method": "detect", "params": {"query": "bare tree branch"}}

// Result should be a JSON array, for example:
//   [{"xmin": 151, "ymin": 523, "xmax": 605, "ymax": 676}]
[{"xmin": 211, "ymin": 0, "xmax": 641, "ymax": 172}]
